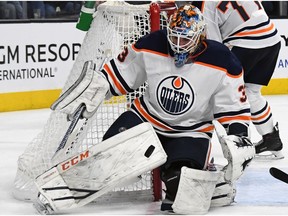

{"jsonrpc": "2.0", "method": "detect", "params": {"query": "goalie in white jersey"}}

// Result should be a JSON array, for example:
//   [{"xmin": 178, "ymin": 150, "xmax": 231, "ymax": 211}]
[
  {"xmin": 49, "ymin": 4, "xmax": 255, "ymax": 215},
  {"xmin": 190, "ymin": 1, "xmax": 284, "ymax": 159}
]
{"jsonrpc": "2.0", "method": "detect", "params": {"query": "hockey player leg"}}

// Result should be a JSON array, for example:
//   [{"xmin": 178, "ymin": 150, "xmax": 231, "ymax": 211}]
[
  {"xmin": 51, "ymin": 60, "xmax": 109, "ymax": 119},
  {"xmin": 213, "ymin": 120, "xmax": 255, "ymax": 182},
  {"xmin": 245, "ymin": 83, "xmax": 284, "ymax": 160},
  {"xmin": 33, "ymin": 123, "xmax": 167, "ymax": 214},
  {"xmin": 172, "ymin": 167, "xmax": 221, "ymax": 214}
]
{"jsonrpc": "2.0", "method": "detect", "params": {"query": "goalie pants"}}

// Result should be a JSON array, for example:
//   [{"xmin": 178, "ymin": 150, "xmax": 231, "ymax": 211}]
[{"xmin": 103, "ymin": 110, "xmax": 210, "ymax": 172}]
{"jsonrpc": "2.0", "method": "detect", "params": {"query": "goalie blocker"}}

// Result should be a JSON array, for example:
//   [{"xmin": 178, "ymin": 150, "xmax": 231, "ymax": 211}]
[
  {"xmin": 33, "ymin": 123, "xmax": 167, "ymax": 214},
  {"xmin": 51, "ymin": 60, "xmax": 109, "ymax": 120}
]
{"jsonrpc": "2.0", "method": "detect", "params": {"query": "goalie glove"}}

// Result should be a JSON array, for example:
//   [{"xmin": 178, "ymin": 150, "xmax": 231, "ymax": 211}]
[
  {"xmin": 213, "ymin": 120, "xmax": 255, "ymax": 182},
  {"xmin": 51, "ymin": 61, "xmax": 109, "ymax": 120}
]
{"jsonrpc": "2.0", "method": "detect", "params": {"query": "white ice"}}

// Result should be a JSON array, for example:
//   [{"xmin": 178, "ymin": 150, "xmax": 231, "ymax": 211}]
[{"xmin": 0, "ymin": 95, "xmax": 288, "ymax": 215}]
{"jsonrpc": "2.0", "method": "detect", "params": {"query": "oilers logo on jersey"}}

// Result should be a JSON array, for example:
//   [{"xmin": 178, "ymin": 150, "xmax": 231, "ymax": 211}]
[
  {"xmin": 101, "ymin": 30, "xmax": 250, "ymax": 138},
  {"xmin": 156, "ymin": 76, "xmax": 194, "ymax": 115}
]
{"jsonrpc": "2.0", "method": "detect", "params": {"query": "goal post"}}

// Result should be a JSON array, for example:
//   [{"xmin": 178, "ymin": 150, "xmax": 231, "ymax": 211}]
[{"xmin": 13, "ymin": 1, "xmax": 177, "ymax": 203}]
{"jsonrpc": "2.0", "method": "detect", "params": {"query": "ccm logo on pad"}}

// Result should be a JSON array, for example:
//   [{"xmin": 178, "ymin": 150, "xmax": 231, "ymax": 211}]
[{"xmin": 61, "ymin": 150, "xmax": 89, "ymax": 171}]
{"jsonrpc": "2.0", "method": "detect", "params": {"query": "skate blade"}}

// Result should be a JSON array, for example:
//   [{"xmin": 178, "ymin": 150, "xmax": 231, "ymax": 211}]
[{"xmin": 255, "ymin": 150, "xmax": 284, "ymax": 160}]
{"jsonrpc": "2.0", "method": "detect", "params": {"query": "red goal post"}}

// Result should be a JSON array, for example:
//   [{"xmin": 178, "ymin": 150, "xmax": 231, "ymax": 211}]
[
  {"xmin": 150, "ymin": 1, "xmax": 177, "ymax": 201},
  {"xmin": 13, "ymin": 1, "xmax": 178, "ymax": 204}
]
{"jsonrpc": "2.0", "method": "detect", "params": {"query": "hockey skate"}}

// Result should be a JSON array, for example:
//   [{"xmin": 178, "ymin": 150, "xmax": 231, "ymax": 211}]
[
  {"xmin": 160, "ymin": 195, "xmax": 174, "ymax": 212},
  {"xmin": 254, "ymin": 123, "xmax": 284, "ymax": 160}
]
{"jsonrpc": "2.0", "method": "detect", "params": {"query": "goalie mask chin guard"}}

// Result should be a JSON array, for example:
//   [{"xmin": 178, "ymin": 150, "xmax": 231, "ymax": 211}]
[{"xmin": 167, "ymin": 5, "xmax": 206, "ymax": 67}]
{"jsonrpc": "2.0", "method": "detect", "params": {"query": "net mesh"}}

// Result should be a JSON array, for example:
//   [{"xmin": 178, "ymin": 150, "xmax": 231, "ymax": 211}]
[{"xmin": 13, "ymin": 1, "xmax": 176, "ymax": 202}]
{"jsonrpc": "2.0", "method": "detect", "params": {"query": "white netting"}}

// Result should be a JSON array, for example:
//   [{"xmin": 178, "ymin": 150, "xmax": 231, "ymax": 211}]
[{"xmin": 13, "ymin": 1, "xmax": 176, "ymax": 202}]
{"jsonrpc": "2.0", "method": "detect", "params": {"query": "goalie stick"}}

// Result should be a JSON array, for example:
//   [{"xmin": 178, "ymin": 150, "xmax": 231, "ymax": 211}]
[
  {"xmin": 52, "ymin": 104, "xmax": 86, "ymax": 158},
  {"xmin": 51, "ymin": 50, "xmax": 112, "ymax": 161},
  {"xmin": 269, "ymin": 167, "xmax": 288, "ymax": 184}
]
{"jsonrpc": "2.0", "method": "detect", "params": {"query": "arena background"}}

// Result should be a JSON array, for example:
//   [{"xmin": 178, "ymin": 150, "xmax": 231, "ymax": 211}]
[{"xmin": 0, "ymin": 19, "xmax": 287, "ymax": 112}]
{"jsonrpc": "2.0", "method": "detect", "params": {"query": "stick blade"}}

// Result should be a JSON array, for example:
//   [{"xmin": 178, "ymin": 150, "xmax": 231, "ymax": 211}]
[{"xmin": 269, "ymin": 167, "xmax": 288, "ymax": 184}]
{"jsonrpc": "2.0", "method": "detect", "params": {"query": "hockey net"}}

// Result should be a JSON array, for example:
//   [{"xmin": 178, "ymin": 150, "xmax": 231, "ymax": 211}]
[{"xmin": 13, "ymin": 1, "xmax": 177, "ymax": 203}]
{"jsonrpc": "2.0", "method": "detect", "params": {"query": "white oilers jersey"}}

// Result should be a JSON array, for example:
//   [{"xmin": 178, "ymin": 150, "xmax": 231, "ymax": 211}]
[
  {"xmin": 101, "ymin": 30, "xmax": 250, "ymax": 139},
  {"xmin": 193, "ymin": 1, "xmax": 281, "ymax": 48}
]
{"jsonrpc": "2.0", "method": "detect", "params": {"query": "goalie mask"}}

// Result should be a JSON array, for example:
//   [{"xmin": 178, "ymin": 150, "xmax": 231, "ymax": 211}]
[{"xmin": 167, "ymin": 5, "xmax": 206, "ymax": 67}]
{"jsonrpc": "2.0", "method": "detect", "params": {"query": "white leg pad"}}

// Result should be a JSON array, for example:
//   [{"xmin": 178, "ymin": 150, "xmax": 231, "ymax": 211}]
[
  {"xmin": 211, "ymin": 171, "xmax": 236, "ymax": 207},
  {"xmin": 34, "ymin": 167, "xmax": 75, "ymax": 213},
  {"xmin": 172, "ymin": 167, "xmax": 221, "ymax": 215},
  {"xmin": 34, "ymin": 123, "xmax": 167, "ymax": 213}
]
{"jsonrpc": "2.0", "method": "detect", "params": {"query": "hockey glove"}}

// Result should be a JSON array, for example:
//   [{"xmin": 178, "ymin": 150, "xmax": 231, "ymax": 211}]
[
  {"xmin": 213, "ymin": 120, "xmax": 255, "ymax": 182},
  {"xmin": 51, "ymin": 61, "xmax": 109, "ymax": 120}
]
